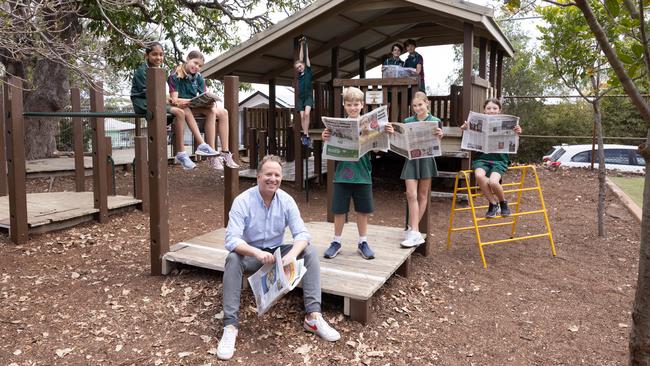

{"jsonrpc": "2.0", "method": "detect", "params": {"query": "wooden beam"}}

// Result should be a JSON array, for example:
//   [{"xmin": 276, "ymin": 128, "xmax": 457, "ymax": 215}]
[
  {"xmin": 0, "ymin": 82, "xmax": 7, "ymax": 197},
  {"xmin": 293, "ymin": 38, "xmax": 304, "ymax": 191},
  {"xmin": 489, "ymin": 41, "xmax": 497, "ymax": 85},
  {"xmin": 496, "ymin": 51, "xmax": 504, "ymax": 98},
  {"xmin": 462, "ymin": 23, "xmax": 474, "ymax": 121},
  {"xmin": 89, "ymin": 82, "xmax": 108, "ymax": 223},
  {"xmin": 479, "ymin": 37, "xmax": 487, "ymax": 79},
  {"xmin": 146, "ymin": 67, "xmax": 169, "ymax": 276},
  {"xmin": 223, "ymin": 75, "xmax": 240, "ymax": 226},
  {"xmin": 358, "ymin": 48, "xmax": 366, "ymax": 78},
  {"xmin": 6, "ymin": 77, "xmax": 28, "ymax": 244},
  {"xmin": 134, "ymin": 136, "xmax": 149, "ymax": 213},
  {"xmin": 70, "ymin": 88, "xmax": 84, "ymax": 192},
  {"xmin": 268, "ymin": 79, "xmax": 277, "ymax": 155}
]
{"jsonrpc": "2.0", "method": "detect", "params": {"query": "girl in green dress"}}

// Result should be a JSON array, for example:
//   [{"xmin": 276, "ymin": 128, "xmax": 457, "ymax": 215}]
[{"xmin": 401, "ymin": 92, "xmax": 444, "ymax": 247}]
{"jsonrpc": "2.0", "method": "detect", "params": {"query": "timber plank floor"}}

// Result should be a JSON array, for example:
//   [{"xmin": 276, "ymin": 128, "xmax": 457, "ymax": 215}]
[
  {"xmin": 238, "ymin": 157, "xmax": 327, "ymax": 182},
  {"xmin": 163, "ymin": 221, "xmax": 417, "ymax": 323},
  {"xmin": 0, "ymin": 192, "xmax": 140, "ymax": 233}
]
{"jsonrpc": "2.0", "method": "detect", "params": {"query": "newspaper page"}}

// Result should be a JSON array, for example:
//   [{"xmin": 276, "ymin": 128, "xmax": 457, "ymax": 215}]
[
  {"xmin": 247, "ymin": 248, "xmax": 307, "ymax": 316},
  {"xmin": 382, "ymin": 65, "xmax": 419, "ymax": 79},
  {"xmin": 390, "ymin": 121, "xmax": 442, "ymax": 159},
  {"xmin": 189, "ymin": 92, "xmax": 221, "ymax": 108},
  {"xmin": 461, "ymin": 111, "xmax": 520, "ymax": 154},
  {"xmin": 322, "ymin": 106, "xmax": 389, "ymax": 161}
]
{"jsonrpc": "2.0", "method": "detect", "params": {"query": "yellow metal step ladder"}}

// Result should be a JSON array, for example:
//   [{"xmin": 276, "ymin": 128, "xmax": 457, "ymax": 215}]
[{"xmin": 446, "ymin": 165, "xmax": 556, "ymax": 268}]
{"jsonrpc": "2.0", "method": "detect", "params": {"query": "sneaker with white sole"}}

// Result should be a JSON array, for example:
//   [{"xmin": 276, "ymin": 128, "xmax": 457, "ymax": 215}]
[
  {"xmin": 357, "ymin": 241, "xmax": 375, "ymax": 260},
  {"xmin": 221, "ymin": 151, "xmax": 241, "ymax": 169},
  {"xmin": 323, "ymin": 241, "xmax": 342, "ymax": 259},
  {"xmin": 175, "ymin": 152, "xmax": 196, "ymax": 170},
  {"xmin": 217, "ymin": 325, "xmax": 238, "ymax": 360},
  {"xmin": 401, "ymin": 230, "xmax": 425, "ymax": 248},
  {"xmin": 195, "ymin": 143, "xmax": 218, "ymax": 157},
  {"xmin": 210, "ymin": 156, "xmax": 224, "ymax": 171},
  {"xmin": 303, "ymin": 314, "xmax": 340, "ymax": 342}
]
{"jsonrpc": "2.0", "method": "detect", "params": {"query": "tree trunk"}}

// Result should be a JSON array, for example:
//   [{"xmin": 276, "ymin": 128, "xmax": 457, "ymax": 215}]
[
  {"xmin": 630, "ymin": 129, "xmax": 650, "ymax": 365},
  {"xmin": 592, "ymin": 99, "xmax": 606, "ymax": 237},
  {"xmin": 23, "ymin": 59, "xmax": 71, "ymax": 159}
]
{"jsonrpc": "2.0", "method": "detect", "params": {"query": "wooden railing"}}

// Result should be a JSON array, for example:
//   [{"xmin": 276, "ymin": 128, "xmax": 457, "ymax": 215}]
[
  {"xmin": 243, "ymin": 107, "xmax": 293, "ymax": 160},
  {"xmin": 332, "ymin": 78, "xmax": 420, "ymax": 122}
]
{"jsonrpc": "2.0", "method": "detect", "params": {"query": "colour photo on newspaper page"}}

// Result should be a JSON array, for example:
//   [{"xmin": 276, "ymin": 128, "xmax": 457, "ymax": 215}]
[
  {"xmin": 358, "ymin": 106, "xmax": 390, "ymax": 157},
  {"xmin": 321, "ymin": 116, "xmax": 361, "ymax": 161},
  {"xmin": 390, "ymin": 121, "xmax": 442, "ymax": 159},
  {"xmin": 189, "ymin": 92, "xmax": 220, "ymax": 108},
  {"xmin": 247, "ymin": 248, "xmax": 307, "ymax": 316},
  {"xmin": 461, "ymin": 111, "xmax": 520, "ymax": 154}
]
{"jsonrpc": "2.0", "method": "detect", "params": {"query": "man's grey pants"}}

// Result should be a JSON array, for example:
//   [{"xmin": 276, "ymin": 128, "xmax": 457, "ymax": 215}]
[{"xmin": 222, "ymin": 244, "xmax": 321, "ymax": 327}]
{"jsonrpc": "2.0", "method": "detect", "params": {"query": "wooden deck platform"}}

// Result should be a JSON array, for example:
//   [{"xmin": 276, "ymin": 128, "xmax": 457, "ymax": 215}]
[
  {"xmin": 0, "ymin": 192, "xmax": 140, "ymax": 233},
  {"xmin": 238, "ymin": 157, "xmax": 327, "ymax": 182},
  {"xmin": 163, "ymin": 221, "xmax": 417, "ymax": 323}
]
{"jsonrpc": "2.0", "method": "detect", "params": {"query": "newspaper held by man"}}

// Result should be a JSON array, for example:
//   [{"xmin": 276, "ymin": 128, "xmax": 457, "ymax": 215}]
[
  {"xmin": 247, "ymin": 247, "xmax": 307, "ymax": 316},
  {"xmin": 461, "ymin": 111, "xmax": 520, "ymax": 154},
  {"xmin": 189, "ymin": 91, "xmax": 221, "ymax": 108},
  {"xmin": 390, "ymin": 121, "xmax": 442, "ymax": 159},
  {"xmin": 321, "ymin": 105, "xmax": 390, "ymax": 161}
]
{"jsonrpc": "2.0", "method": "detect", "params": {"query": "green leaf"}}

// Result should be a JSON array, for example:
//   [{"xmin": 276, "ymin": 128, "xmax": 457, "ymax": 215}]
[
  {"xmin": 631, "ymin": 43, "xmax": 645, "ymax": 59},
  {"xmin": 616, "ymin": 50, "xmax": 636, "ymax": 64},
  {"xmin": 605, "ymin": 0, "xmax": 621, "ymax": 17}
]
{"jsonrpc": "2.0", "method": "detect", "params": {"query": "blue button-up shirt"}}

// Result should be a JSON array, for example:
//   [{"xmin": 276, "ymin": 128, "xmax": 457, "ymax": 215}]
[{"xmin": 225, "ymin": 186, "xmax": 310, "ymax": 252}]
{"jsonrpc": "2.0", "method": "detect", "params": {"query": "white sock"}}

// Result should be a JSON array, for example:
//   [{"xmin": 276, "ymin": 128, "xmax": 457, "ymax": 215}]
[
  {"xmin": 333, "ymin": 236, "xmax": 342, "ymax": 244},
  {"xmin": 358, "ymin": 236, "xmax": 368, "ymax": 244}
]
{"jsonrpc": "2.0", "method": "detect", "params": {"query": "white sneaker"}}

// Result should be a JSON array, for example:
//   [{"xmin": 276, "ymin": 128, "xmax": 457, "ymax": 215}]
[
  {"xmin": 195, "ymin": 143, "xmax": 218, "ymax": 156},
  {"xmin": 175, "ymin": 152, "xmax": 196, "ymax": 170},
  {"xmin": 400, "ymin": 230, "xmax": 425, "ymax": 248},
  {"xmin": 217, "ymin": 325, "xmax": 238, "ymax": 360},
  {"xmin": 303, "ymin": 313, "xmax": 340, "ymax": 342},
  {"xmin": 222, "ymin": 151, "xmax": 241, "ymax": 169},
  {"xmin": 210, "ymin": 156, "xmax": 224, "ymax": 171}
]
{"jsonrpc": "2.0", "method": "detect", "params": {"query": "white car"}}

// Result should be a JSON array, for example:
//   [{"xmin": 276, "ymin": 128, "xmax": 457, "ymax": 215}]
[{"xmin": 543, "ymin": 144, "xmax": 645, "ymax": 174}]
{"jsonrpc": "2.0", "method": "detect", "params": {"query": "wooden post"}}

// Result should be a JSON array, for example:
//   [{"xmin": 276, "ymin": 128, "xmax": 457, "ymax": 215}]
[
  {"xmin": 105, "ymin": 136, "xmax": 113, "ymax": 195},
  {"xmin": 71, "ymin": 88, "xmax": 84, "ymax": 192},
  {"xmin": 258, "ymin": 129, "xmax": 267, "ymax": 164},
  {"xmin": 89, "ymin": 82, "xmax": 108, "ymax": 223},
  {"xmin": 478, "ymin": 38, "xmax": 487, "ymax": 79},
  {"xmin": 134, "ymin": 136, "xmax": 149, "ymax": 212},
  {"xmin": 6, "ymin": 77, "xmax": 28, "ymax": 244},
  {"xmin": 146, "ymin": 68, "xmax": 169, "ymax": 276},
  {"xmin": 248, "ymin": 127, "xmax": 258, "ymax": 169},
  {"xmin": 489, "ymin": 41, "xmax": 497, "ymax": 86},
  {"xmin": 268, "ymin": 79, "xmax": 277, "ymax": 155},
  {"xmin": 397, "ymin": 256, "xmax": 411, "ymax": 277},
  {"xmin": 358, "ymin": 48, "xmax": 366, "ymax": 78},
  {"xmin": 293, "ymin": 37, "xmax": 304, "ymax": 191},
  {"xmin": 326, "ymin": 48, "xmax": 340, "ymax": 223},
  {"xmin": 313, "ymin": 139, "xmax": 323, "ymax": 185},
  {"xmin": 286, "ymin": 126, "xmax": 294, "ymax": 162},
  {"xmin": 0, "ymin": 83, "xmax": 8, "ymax": 196},
  {"xmin": 348, "ymin": 298, "xmax": 372, "ymax": 324},
  {"xmin": 223, "ymin": 75, "xmax": 240, "ymax": 227},
  {"xmin": 496, "ymin": 51, "xmax": 504, "ymax": 98},
  {"xmin": 462, "ymin": 23, "xmax": 474, "ymax": 121}
]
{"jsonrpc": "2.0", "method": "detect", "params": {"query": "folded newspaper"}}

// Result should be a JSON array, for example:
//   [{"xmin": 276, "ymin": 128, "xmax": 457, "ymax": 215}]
[
  {"xmin": 189, "ymin": 92, "xmax": 221, "ymax": 108},
  {"xmin": 382, "ymin": 65, "xmax": 419, "ymax": 79},
  {"xmin": 247, "ymin": 248, "xmax": 307, "ymax": 316},
  {"xmin": 390, "ymin": 121, "xmax": 442, "ymax": 159},
  {"xmin": 321, "ymin": 106, "xmax": 390, "ymax": 161},
  {"xmin": 461, "ymin": 111, "xmax": 520, "ymax": 154}
]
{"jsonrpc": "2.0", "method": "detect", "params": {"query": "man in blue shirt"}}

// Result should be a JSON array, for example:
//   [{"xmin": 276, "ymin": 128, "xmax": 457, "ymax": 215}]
[{"xmin": 217, "ymin": 155, "xmax": 340, "ymax": 360}]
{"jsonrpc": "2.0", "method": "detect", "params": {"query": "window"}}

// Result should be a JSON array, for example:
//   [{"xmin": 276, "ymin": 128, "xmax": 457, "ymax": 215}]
[
  {"xmin": 571, "ymin": 150, "xmax": 591, "ymax": 163},
  {"xmin": 635, "ymin": 152, "xmax": 646, "ymax": 166},
  {"xmin": 549, "ymin": 148, "xmax": 566, "ymax": 162},
  {"xmin": 604, "ymin": 149, "xmax": 631, "ymax": 165}
]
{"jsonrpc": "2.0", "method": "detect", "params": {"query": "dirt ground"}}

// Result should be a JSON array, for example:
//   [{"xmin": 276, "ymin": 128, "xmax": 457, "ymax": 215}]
[{"xmin": 0, "ymin": 160, "xmax": 641, "ymax": 365}]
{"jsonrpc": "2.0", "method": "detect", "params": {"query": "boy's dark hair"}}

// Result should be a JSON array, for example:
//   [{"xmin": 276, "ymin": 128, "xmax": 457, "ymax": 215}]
[
  {"xmin": 483, "ymin": 98, "xmax": 502, "ymax": 110},
  {"xmin": 145, "ymin": 41, "xmax": 163, "ymax": 55},
  {"xmin": 390, "ymin": 43, "xmax": 404, "ymax": 53},
  {"xmin": 403, "ymin": 39, "xmax": 417, "ymax": 48}
]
